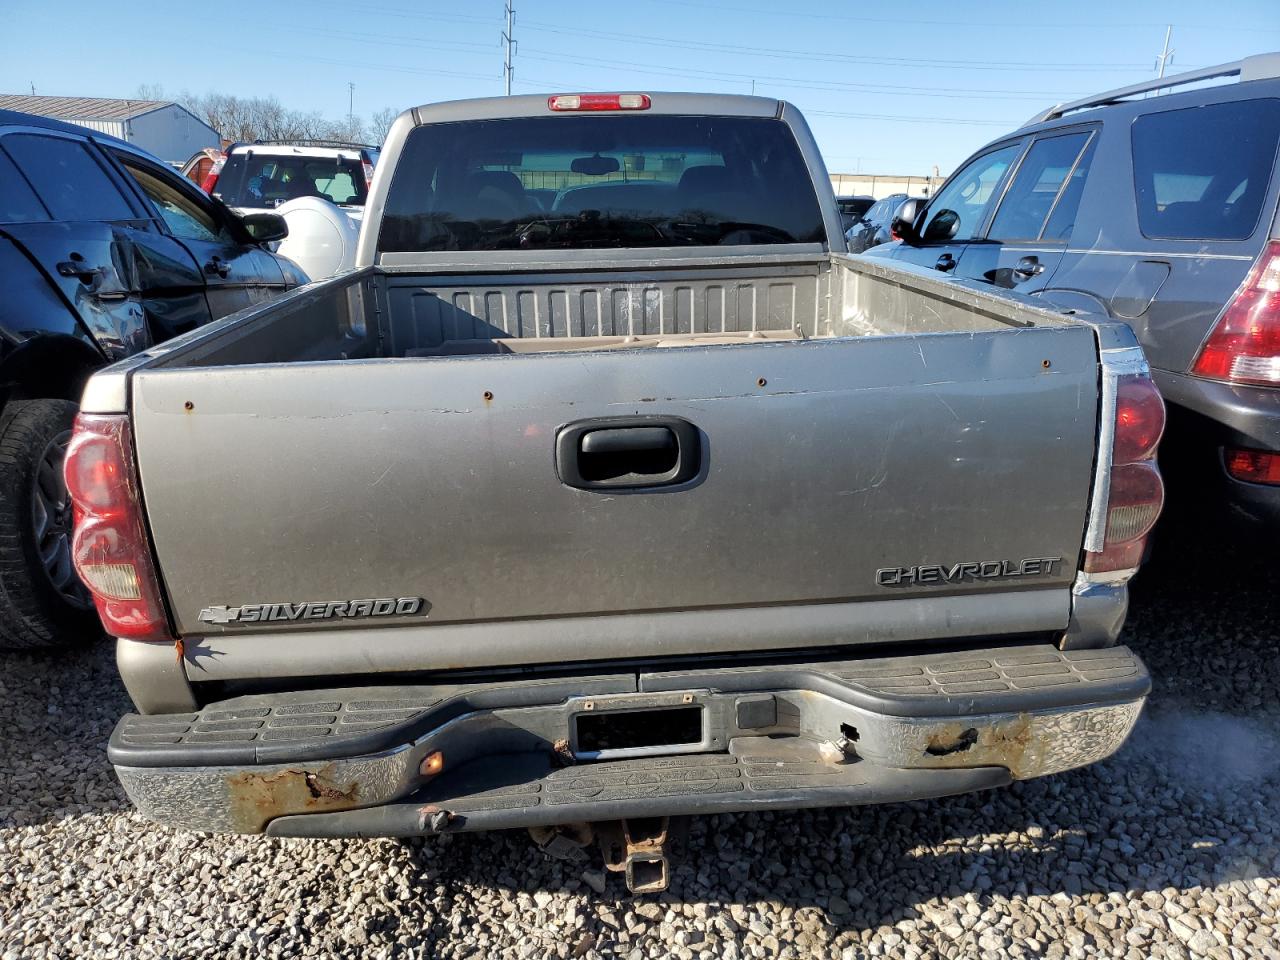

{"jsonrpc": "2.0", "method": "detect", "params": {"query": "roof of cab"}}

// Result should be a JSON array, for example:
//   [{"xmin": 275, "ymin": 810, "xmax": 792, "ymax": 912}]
[{"xmin": 411, "ymin": 92, "xmax": 783, "ymax": 125}]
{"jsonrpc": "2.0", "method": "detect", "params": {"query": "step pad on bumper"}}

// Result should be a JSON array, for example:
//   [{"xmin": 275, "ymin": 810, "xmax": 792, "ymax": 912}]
[
  {"xmin": 116, "ymin": 696, "xmax": 441, "ymax": 747},
  {"xmin": 442, "ymin": 746, "xmax": 854, "ymax": 813},
  {"xmin": 836, "ymin": 647, "xmax": 1140, "ymax": 696},
  {"xmin": 265, "ymin": 746, "xmax": 1013, "ymax": 838}
]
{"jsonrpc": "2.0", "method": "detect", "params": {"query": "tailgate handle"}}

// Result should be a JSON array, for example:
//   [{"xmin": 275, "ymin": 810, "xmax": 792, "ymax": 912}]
[
  {"xmin": 580, "ymin": 426, "xmax": 674, "ymax": 456},
  {"xmin": 557, "ymin": 417, "xmax": 701, "ymax": 490}
]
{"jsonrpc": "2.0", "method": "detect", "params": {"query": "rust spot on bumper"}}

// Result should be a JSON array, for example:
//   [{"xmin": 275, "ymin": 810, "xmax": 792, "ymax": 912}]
[
  {"xmin": 920, "ymin": 714, "xmax": 1048, "ymax": 779},
  {"xmin": 226, "ymin": 764, "xmax": 360, "ymax": 832}
]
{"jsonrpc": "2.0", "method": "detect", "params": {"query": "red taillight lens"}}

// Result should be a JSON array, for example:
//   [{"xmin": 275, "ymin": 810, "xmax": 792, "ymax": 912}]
[
  {"xmin": 64, "ymin": 415, "xmax": 171, "ymax": 642},
  {"xmin": 1191, "ymin": 240, "xmax": 1280, "ymax": 386},
  {"xmin": 1084, "ymin": 374, "xmax": 1166, "ymax": 575},
  {"xmin": 362, "ymin": 160, "xmax": 375, "ymax": 188},
  {"xmin": 547, "ymin": 94, "xmax": 651, "ymax": 112},
  {"xmin": 1112, "ymin": 376, "xmax": 1165, "ymax": 463},
  {"xmin": 1225, "ymin": 446, "xmax": 1280, "ymax": 485},
  {"xmin": 199, "ymin": 155, "xmax": 225, "ymax": 194}
]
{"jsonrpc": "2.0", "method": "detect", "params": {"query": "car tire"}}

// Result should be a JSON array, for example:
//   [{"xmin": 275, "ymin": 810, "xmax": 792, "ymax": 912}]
[{"xmin": 0, "ymin": 399, "xmax": 100, "ymax": 650}]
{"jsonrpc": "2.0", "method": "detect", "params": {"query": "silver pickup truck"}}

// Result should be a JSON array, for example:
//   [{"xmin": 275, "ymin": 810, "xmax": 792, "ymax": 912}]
[{"xmin": 69, "ymin": 93, "xmax": 1165, "ymax": 891}]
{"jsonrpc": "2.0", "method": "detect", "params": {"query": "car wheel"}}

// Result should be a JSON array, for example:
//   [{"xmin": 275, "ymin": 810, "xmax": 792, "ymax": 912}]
[{"xmin": 0, "ymin": 399, "xmax": 100, "ymax": 650}]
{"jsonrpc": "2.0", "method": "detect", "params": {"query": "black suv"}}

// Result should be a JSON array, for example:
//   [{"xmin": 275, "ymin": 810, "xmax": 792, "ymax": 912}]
[
  {"xmin": 0, "ymin": 110, "xmax": 308, "ymax": 649},
  {"xmin": 866, "ymin": 54, "xmax": 1280, "ymax": 527}
]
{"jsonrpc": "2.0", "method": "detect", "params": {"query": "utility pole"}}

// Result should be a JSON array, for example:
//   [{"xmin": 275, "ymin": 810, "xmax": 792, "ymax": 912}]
[
  {"xmin": 348, "ymin": 81, "xmax": 355, "ymax": 122},
  {"xmin": 502, "ymin": 1, "xmax": 516, "ymax": 96},
  {"xmin": 1155, "ymin": 25, "xmax": 1175, "ymax": 91}
]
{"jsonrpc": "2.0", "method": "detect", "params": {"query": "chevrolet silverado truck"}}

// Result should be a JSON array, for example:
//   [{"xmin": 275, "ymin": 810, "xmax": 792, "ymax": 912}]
[{"xmin": 69, "ymin": 93, "xmax": 1164, "ymax": 892}]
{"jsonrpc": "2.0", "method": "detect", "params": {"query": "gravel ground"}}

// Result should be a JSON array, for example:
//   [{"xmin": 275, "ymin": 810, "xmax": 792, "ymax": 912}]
[{"xmin": 2, "ymin": 520, "xmax": 1279, "ymax": 960}]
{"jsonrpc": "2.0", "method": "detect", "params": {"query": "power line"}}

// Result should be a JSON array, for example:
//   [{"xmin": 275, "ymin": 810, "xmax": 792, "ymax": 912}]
[
  {"xmin": 244, "ymin": 49, "xmax": 509, "ymax": 86},
  {"xmin": 806, "ymin": 109, "xmax": 1016, "ymax": 127},
  {"xmin": 287, "ymin": 24, "xmax": 1093, "ymax": 102},
  {"xmin": 635, "ymin": 0, "xmax": 1280, "ymax": 32},
  {"xmin": 519, "ymin": 19, "xmax": 1152, "ymax": 72},
  {"xmin": 516, "ymin": 48, "xmax": 1085, "ymax": 101}
]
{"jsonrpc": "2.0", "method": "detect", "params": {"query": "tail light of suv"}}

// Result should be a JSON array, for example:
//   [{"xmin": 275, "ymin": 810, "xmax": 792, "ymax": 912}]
[
  {"xmin": 64, "ymin": 415, "xmax": 171, "ymax": 642},
  {"xmin": 199, "ymin": 153, "xmax": 226, "ymax": 194},
  {"xmin": 1191, "ymin": 240, "xmax": 1280, "ymax": 386},
  {"xmin": 1083, "ymin": 375, "xmax": 1166, "ymax": 575}
]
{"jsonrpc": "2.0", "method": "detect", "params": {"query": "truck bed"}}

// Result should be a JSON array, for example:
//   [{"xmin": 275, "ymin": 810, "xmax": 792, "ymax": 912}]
[{"xmin": 121, "ymin": 252, "xmax": 1055, "ymax": 370}]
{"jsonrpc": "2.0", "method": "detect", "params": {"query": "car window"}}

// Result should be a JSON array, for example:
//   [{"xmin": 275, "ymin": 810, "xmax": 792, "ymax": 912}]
[
  {"xmin": 921, "ymin": 143, "xmax": 1021, "ymax": 243},
  {"xmin": 315, "ymin": 170, "xmax": 359, "ymax": 204},
  {"xmin": 1132, "ymin": 99, "xmax": 1280, "ymax": 241},
  {"xmin": 988, "ymin": 132, "xmax": 1091, "ymax": 241},
  {"xmin": 1042, "ymin": 138, "xmax": 1096, "ymax": 241},
  {"xmin": 0, "ymin": 147, "xmax": 49, "ymax": 223},
  {"xmin": 2, "ymin": 134, "xmax": 134, "ymax": 221},
  {"xmin": 379, "ymin": 115, "xmax": 827, "ymax": 252},
  {"xmin": 214, "ymin": 153, "xmax": 369, "ymax": 209},
  {"xmin": 118, "ymin": 157, "xmax": 224, "ymax": 243}
]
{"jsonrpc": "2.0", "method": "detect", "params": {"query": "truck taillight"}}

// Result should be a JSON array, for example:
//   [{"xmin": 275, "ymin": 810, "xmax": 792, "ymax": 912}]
[
  {"xmin": 1191, "ymin": 240, "xmax": 1280, "ymax": 386},
  {"xmin": 547, "ymin": 93, "xmax": 651, "ymax": 112},
  {"xmin": 64, "ymin": 415, "xmax": 171, "ymax": 642},
  {"xmin": 1084, "ymin": 375, "xmax": 1166, "ymax": 575},
  {"xmin": 199, "ymin": 154, "xmax": 225, "ymax": 194}
]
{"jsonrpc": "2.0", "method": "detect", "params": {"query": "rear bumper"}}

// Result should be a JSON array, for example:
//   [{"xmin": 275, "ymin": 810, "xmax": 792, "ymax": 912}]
[
  {"xmin": 1155, "ymin": 369, "xmax": 1280, "ymax": 526},
  {"xmin": 110, "ymin": 643, "xmax": 1149, "ymax": 836}
]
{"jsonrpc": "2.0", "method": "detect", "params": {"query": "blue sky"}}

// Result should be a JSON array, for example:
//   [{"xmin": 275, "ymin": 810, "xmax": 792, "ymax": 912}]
[{"xmin": 3, "ymin": 0, "xmax": 1277, "ymax": 174}]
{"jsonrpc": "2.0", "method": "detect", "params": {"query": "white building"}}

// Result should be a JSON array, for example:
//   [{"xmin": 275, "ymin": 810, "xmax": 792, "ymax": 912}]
[
  {"xmin": 829, "ymin": 172, "xmax": 946, "ymax": 200},
  {"xmin": 0, "ymin": 95, "xmax": 220, "ymax": 165}
]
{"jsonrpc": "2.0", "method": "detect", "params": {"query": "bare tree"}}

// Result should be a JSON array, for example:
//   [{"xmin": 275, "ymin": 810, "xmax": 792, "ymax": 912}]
[
  {"xmin": 322, "ymin": 115, "xmax": 369, "ymax": 145},
  {"xmin": 174, "ymin": 89, "xmax": 374, "ymax": 144},
  {"xmin": 134, "ymin": 83, "xmax": 166, "ymax": 102},
  {"xmin": 368, "ymin": 107, "xmax": 400, "ymax": 145}
]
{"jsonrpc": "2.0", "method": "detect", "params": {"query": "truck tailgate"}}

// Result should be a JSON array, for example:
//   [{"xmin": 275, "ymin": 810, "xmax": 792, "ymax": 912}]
[{"xmin": 132, "ymin": 326, "xmax": 1099, "ymax": 654}]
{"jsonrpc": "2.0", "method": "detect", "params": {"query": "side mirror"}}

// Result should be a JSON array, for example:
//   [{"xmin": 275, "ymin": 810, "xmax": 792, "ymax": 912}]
[
  {"xmin": 240, "ymin": 212, "xmax": 289, "ymax": 244},
  {"xmin": 890, "ymin": 198, "xmax": 925, "ymax": 245},
  {"xmin": 922, "ymin": 208, "xmax": 961, "ymax": 243}
]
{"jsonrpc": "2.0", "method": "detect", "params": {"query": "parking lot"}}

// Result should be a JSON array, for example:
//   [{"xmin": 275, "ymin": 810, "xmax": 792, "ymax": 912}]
[{"xmin": 2, "ymin": 516, "xmax": 1276, "ymax": 960}]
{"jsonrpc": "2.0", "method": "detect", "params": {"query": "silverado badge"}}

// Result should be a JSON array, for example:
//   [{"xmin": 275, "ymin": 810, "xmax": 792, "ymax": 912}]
[{"xmin": 197, "ymin": 596, "xmax": 428, "ymax": 625}]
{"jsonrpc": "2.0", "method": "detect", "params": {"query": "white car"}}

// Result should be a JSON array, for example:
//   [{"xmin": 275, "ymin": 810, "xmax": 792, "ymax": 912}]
[{"xmin": 202, "ymin": 140, "xmax": 379, "ymax": 278}]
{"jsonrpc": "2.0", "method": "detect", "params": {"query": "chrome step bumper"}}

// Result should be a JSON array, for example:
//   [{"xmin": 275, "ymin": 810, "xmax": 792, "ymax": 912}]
[{"xmin": 110, "ymin": 644, "xmax": 1148, "ymax": 835}]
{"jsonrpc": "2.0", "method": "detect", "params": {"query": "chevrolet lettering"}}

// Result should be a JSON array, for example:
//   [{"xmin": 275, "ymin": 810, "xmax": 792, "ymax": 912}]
[{"xmin": 876, "ymin": 558, "xmax": 1064, "ymax": 588}]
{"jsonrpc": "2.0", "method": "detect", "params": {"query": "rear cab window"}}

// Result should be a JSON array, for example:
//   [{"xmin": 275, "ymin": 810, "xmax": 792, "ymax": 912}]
[
  {"xmin": 377, "ymin": 115, "xmax": 827, "ymax": 252},
  {"xmin": 214, "ymin": 152, "xmax": 369, "ymax": 210},
  {"xmin": 1131, "ymin": 99, "xmax": 1280, "ymax": 241}
]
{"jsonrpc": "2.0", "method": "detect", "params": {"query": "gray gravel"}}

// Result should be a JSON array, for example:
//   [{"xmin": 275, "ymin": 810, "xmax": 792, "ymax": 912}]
[{"xmin": 3, "ymin": 522, "xmax": 1279, "ymax": 959}]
